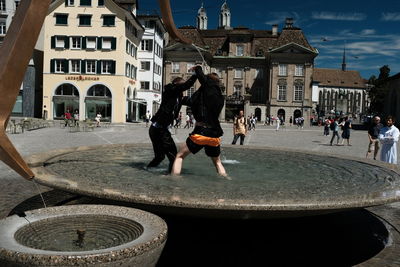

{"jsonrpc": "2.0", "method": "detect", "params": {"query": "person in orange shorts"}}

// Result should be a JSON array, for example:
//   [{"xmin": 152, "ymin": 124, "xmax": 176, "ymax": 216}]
[{"xmin": 171, "ymin": 66, "xmax": 227, "ymax": 176}]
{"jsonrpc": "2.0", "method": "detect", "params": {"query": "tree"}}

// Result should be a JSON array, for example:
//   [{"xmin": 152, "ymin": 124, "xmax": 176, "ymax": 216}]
[{"xmin": 368, "ymin": 66, "xmax": 390, "ymax": 114}]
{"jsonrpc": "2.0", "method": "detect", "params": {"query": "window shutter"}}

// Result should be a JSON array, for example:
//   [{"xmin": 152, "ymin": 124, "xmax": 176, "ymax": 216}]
[
  {"xmin": 63, "ymin": 59, "xmax": 69, "ymax": 73},
  {"xmin": 81, "ymin": 60, "xmax": 86, "ymax": 74},
  {"xmin": 51, "ymin": 36, "xmax": 55, "ymax": 49},
  {"xmin": 82, "ymin": 37, "xmax": 86, "ymax": 49},
  {"xmin": 50, "ymin": 59, "xmax": 55, "ymax": 73},
  {"xmin": 111, "ymin": 61, "xmax": 116, "ymax": 74},
  {"xmin": 111, "ymin": 38, "xmax": 116, "ymax": 50},
  {"xmin": 97, "ymin": 61, "xmax": 101, "ymax": 74},
  {"xmin": 64, "ymin": 36, "xmax": 70, "ymax": 49},
  {"xmin": 97, "ymin": 37, "xmax": 102, "ymax": 50}
]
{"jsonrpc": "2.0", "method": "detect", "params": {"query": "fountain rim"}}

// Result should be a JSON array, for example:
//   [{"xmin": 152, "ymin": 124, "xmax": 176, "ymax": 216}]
[
  {"xmin": 0, "ymin": 205, "xmax": 167, "ymax": 258},
  {"xmin": 27, "ymin": 144, "xmax": 400, "ymax": 212}
]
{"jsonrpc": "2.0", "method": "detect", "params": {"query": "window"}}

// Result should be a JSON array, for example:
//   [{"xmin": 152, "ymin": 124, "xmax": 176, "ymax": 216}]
[
  {"xmin": 187, "ymin": 62, "xmax": 195, "ymax": 73},
  {"xmin": 255, "ymin": 69, "xmax": 263, "ymax": 79},
  {"xmin": 102, "ymin": 37, "xmax": 112, "ymax": 50},
  {"xmin": 80, "ymin": 0, "xmax": 91, "ymax": 6},
  {"xmin": 278, "ymin": 64, "xmax": 287, "ymax": 76},
  {"xmin": 172, "ymin": 62, "xmax": 180, "ymax": 73},
  {"xmin": 125, "ymin": 63, "xmax": 130, "ymax": 77},
  {"xmin": 126, "ymin": 41, "xmax": 130, "ymax": 54},
  {"xmin": 234, "ymin": 69, "xmax": 243, "ymax": 79},
  {"xmin": 103, "ymin": 15, "xmax": 115, "ymax": 26},
  {"xmin": 55, "ymin": 36, "xmax": 65, "ymax": 49},
  {"xmin": 278, "ymin": 85, "xmax": 287, "ymax": 101},
  {"xmin": 131, "ymin": 46, "xmax": 137, "ymax": 58},
  {"xmin": 86, "ymin": 60, "xmax": 96, "ymax": 74},
  {"xmin": 0, "ymin": 0, "xmax": 5, "ymax": 12},
  {"xmin": 70, "ymin": 60, "xmax": 81, "ymax": 73},
  {"xmin": 101, "ymin": 60, "xmax": 112, "ymax": 74},
  {"xmin": 141, "ymin": 61, "xmax": 151, "ymax": 71},
  {"xmin": 141, "ymin": 39, "xmax": 153, "ymax": 51},
  {"xmin": 55, "ymin": 14, "xmax": 68, "ymax": 25},
  {"xmin": 98, "ymin": 0, "xmax": 104, "ymax": 6},
  {"xmin": 295, "ymin": 65, "xmax": 304, "ymax": 76},
  {"xmin": 55, "ymin": 59, "xmax": 65, "ymax": 73},
  {"xmin": 0, "ymin": 22, "xmax": 5, "ymax": 35},
  {"xmin": 71, "ymin": 37, "xmax": 81, "ymax": 49},
  {"xmin": 236, "ymin": 45, "xmax": 244, "ymax": 56},
  {"xmin": 86, "ymin": 37, "xmax": 96, "ymax": 49},
  {"xmin": 141, "ymin": 81, "xmax": 150, "ymax": 90},
  {"xmin": 66, "ymin": 0, "xmax": 74, "ymax": 6},
  {"xmin": 79, "ymin": 15, "xmax": 92, "ymax": 26},
  {"xmin": 294, "ymin": 85, "xmax": 303, "ymax": 101},
  {"xmin": 131, "ymin": 65, "xmax": 136, "ymax": 79}
]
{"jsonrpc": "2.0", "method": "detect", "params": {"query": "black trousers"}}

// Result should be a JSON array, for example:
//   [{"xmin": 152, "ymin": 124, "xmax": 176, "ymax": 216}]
[
  {"xmin": 232, "ymin": 134, "xmax": 245, "ymax": 145},
  {"xmin": 147, "ymin": 125, "xmax": 177, "ymax": 172}
]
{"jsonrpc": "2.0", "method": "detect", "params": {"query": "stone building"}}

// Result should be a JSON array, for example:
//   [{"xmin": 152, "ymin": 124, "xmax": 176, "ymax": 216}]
[
  {"xmin": 312, "ymin": 68, "xmax": 369, "ymax": 117},
  {"xmin": 383, "ymin": 73, "xmax": 400, "ymax": 124},
  {"xmin": 163, "ymin": 1, "xmax": 318, "ymax": 123},
  {"xmin": 41, "ymin": 0, "xmax": 144, "ymax": 123}
]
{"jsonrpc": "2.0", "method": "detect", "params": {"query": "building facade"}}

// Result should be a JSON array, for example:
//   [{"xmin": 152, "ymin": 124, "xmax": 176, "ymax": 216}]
[
  {"xmin": 136, "ymin": 14, "xmax": 166, "ymax": 119},
  {"xmin": 42, "ymin": 0, "xmax": 143, "ymax": 123},
  {"xmin": 164, "ymin": 2, "xmax": 318, "ymax": 124},
  {"xmin": 312, "ymin": 68, "xmax": 369, "ymax": 118}
]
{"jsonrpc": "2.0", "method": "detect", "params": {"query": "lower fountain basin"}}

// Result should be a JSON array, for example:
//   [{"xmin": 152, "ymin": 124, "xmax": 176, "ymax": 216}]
[
  {"xmin": 0, "ymin": 205, "xmax": 167, "ymax": 266},
  {"xmin": 28, "ymin": 144, "xmax": 400, "ymax": 218}
]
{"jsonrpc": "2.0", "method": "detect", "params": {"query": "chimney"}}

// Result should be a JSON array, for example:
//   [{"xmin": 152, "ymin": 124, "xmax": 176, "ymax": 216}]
[
  {"xmin": 285, "ymin": 18, "xmax": 294, "ymax": 28},
  {"xmin": 272, "ymin": 24, "xmax": 278, "ymax": 36}
]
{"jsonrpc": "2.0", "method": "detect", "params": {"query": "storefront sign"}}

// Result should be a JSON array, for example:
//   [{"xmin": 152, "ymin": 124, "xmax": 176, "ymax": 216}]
[{"xmin": 65, "ymin": 76, "xmax": 100, "ymax": 81}]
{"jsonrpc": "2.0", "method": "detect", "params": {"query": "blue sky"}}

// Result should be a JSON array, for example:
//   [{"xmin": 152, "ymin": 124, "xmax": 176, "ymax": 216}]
[{"xmin": 139, "ymin": 0, "xmax": 400, "ymax": 79}]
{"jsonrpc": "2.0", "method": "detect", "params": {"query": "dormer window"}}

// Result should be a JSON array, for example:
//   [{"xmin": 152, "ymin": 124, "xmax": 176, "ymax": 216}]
[
  {"xmin": 236, "ymin": 45, "xmax": 244, "ymax": 56},
  {"xmin": 215, "ymin": 49, "xmax": 222, "ymax": 56}
]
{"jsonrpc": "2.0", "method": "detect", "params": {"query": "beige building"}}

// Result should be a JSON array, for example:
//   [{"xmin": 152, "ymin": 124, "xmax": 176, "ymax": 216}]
[
  {"xmin": 164, "ymin": 2, "xmax": 318, "ymax": 124},
  {"xmin": 42, "ymin": 0, "xmax": 143, "ymax": 123}
]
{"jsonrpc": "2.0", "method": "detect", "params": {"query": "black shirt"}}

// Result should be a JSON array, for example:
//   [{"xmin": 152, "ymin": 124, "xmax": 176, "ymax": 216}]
[
  {"xmin": 368, "ymin": 123, "xmax": 383, "ymax": 139},
  {"xmin": 151, "ymin": 75, "xmax": 197, "ymax": 127}
]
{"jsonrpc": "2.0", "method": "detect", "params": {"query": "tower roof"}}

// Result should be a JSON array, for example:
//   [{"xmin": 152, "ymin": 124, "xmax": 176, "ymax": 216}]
[
  {"xmin": 221, "ymin": 0, "xmax": 230, "ymax": 11},
  {"xmin": 198, "ymin": 2, "xmax": 206, "ymax": 14}
]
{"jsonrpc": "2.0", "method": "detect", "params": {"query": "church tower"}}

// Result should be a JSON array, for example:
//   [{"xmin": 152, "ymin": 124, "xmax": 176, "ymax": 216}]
[
  {"xmin": 342, "ymin": 44, "xmax": 347, "ymax": 71},
  {"xmin": 219, "ymin": 0, "xmax": 232, "ymax": 29},
  {"xmin": 197, "ymin": 2, "xmax": 208, "ymax": 30}
]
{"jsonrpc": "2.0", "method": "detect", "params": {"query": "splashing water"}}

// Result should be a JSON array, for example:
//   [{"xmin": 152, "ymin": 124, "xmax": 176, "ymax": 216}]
[{"xmin": 32, "ymin": 180, "xmax": 47, "ymax": 208}]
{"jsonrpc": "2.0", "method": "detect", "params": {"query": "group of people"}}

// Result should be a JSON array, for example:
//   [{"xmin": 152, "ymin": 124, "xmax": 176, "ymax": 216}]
[
  {"xmin": 147, "ymin": 65, "xmax": 227, "ymax": 176},
  {"xmin": 63, "ymin": 109, "xmax": 102, "ymax": 127},
  {"xmin": 323, "ymin": 116, "xmax": 353, "ymax": 146}
]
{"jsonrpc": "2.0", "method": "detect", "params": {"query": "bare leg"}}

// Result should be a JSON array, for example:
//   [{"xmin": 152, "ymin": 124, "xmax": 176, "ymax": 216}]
[
  {"xmin": 211, "ymin": 156, "xmax": 227, "ymax": 177},
  {"xmin": 171, "ymin": 143, "xmax": 191, "ymax": 175}
]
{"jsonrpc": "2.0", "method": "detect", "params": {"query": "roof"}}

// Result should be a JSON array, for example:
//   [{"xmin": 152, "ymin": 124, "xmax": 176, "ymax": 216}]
[
  {"xmin": 168, "ymin": 26, "xmax": 316, "ymax": 57},
  {"xmin": 313, "ymin": 68, "xmax": 367, "ymax": 89}
]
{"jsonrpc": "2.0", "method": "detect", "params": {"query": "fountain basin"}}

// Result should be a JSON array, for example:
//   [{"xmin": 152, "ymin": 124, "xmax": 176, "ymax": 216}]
[
  {"xmin": 0, "ymin": 205, "xmax": 167, "ymax": 266},
  {"xmin": 27, "ymin": 144, "xmax": 400, "ymax": 218}
]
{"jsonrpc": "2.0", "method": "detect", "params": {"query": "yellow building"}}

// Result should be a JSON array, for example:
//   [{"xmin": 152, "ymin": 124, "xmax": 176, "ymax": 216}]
[{"xmin": 42, "ymin": 0, "xmax": 143, "ymax": 123}]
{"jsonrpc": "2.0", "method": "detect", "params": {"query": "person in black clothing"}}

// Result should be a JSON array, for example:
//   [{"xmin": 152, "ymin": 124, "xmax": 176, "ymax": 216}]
[
  {"xmin": 172, "ymin": 66, "xmax": 227, "ymax": 176},
  {"xmin": 366, "ymin": 116, "xmax": 383, "ymax": 160},
  {"xmin": 147, "ymin": 75, "xmax": 197, "ymax": 172}
]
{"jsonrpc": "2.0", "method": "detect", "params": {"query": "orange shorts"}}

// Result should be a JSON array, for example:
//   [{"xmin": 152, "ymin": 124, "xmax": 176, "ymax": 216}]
[{"xmin": 189, "ymin": 134, "xmax": 221, "ymax": 147}]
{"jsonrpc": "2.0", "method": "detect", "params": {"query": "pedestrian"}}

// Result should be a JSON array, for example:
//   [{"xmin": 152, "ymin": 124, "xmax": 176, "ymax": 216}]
[
  {"xmin": 340, "ymin": 116, "xmax": 352, "ymax": 145},
  {"xmin": 184, "ymin": 114, "xmax": 190, "ymax": 129},
  {"xmin": 145, "ymin": 110, "xmax": 151, "ymax": 127},
  {"xmin": 172, "ymin": 66, "xmax": 226, "ymax": 176},
  {"xmin": 289, "ymin": 116, "xmax": 293, "ymax": 126},
  {"xmin": 330, "ymin": 117, "xmax": 340, "ymax": 145},
  {"xmin": 64, "ymin": 109, "xmax": 72, "ymax": 126},
  {"xmin": 232, "ymin": 110, "xmax": 247, "ymax": 145},
  {"xmin": 366, "ymin": 116, "xmax": 383, "ymax": 160},
  {"xmin": 276, "ymin": 116, "xmax": 281, "ymax": 131},
  {"xmin": 147, "ymin": 74, "xmax": 197, "ymax": 172},
  {"xmin": 73, "ymin": 109, "xmax": 79, "ymax": 126},
  {"xmin": 379, "ymin": 115, "xmax": 399, "ymax": 164},
  {"xmin": 323, "ymin": 119, "xmax": 330, "ymax": 136},
  {"xmin": 95, "ymin": 112, "xmax": 102, "ymax": 127},
  {"xmin": 174, "ymin": 112, "xmax": 182, "ymax": 128}
]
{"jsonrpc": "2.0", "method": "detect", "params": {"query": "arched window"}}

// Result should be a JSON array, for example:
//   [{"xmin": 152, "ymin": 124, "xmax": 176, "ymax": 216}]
[
  {"xmin": 53, "ymin": 83, "xmax": 80, "ymax": 119},
  {"xmin": 85, "ymin": 84, "xmax": 112, "ymax": 121}
]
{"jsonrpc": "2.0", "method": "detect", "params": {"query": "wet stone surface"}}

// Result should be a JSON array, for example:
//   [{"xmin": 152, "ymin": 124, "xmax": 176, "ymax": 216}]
[{"xmin": 33, "ymin": 144, "xmax": 400, "ymax": 212}]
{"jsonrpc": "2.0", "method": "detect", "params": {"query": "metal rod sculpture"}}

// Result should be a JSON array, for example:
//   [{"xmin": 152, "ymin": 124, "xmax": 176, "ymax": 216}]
[
  {"xmin": 158, "ymin": 0, "xmax": 192, "ymax": 45},
  {"xmin": 0, "ymin": 0, "xmax": 183, "ymax": 180},
  {"xmin": 0, "ymin": 0, "xmax": 52, "ymax": 180}
]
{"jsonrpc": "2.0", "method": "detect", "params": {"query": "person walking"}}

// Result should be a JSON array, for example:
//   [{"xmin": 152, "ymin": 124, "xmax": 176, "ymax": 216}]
[
  {"xmin": 289, "ymin": 116, "xmax": 293, "ymax": 126},
  {"xmin": 184, "ymin": 114, "xmax": 190, "ymax": 129},
  {"xmin": 172, "ymin": 66, "xmax": 226, "ymax": 176},
  {"xmin": 145, "ymin": 110, "xmax": 151, "ymax": 127},
  {"xmin": 64, "ymin": 109, "xmax": 72, "ymax": 126},
  {"xmin": 73, "ymin": 109, "xmax": 79, "ymax": 126},
  {"xmin": 147, "ymin": 74, "xmax": 197, "ymax": 172},
  {"xmin": 340, "ymin": 116, "xmax": 352, "ymax": 145},
  {"xmin": 323, "ymin": 119, "xmax": 330, "ymax": 136},
  {"xmin": 232, "ymin": 110, "xmax": 247, "ymax": 145},
  {"xmin": 366, "ymin": 116, "xmax": 383, "ymax": 160},
  {"xmin": 276, "ymin": 116, "xmax": 281, "ymax": 131},
  {"xmin": 330, "ymin": 117, "xmax": 340, "ymax": 145},
  {"xmin": 379, "ymin": 115, "xmax": 399, "ymax": 164}
]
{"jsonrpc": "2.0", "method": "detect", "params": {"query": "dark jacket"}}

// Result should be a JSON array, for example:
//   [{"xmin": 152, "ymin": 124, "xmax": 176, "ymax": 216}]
[
  {"xmin": 183, "ymin": 66, "xmax": 224, "ymax": 137},
  {"xmin": 151, "ymin": 75, "xmax": 197, "ymax": 127}
]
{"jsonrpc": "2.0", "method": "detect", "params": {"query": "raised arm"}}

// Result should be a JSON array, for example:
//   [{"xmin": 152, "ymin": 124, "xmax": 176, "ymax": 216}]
[
  {"xmin": 194, "ymin": 65, "xmax": 207, "ymax": 86},
  {"xmin": 174, "ymin": 74, "xmax": 197, "ymax": 93}
]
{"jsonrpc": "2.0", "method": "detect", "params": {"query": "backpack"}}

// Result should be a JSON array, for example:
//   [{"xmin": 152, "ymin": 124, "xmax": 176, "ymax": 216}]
[{"xmin": 330, "ymin": 121, "xmax": 335, "ymax": 130}]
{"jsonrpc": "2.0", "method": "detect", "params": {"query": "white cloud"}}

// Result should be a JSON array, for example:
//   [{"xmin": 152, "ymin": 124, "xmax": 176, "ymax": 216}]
[
  {"xmin": 312, "ymin": 12, "xmax": 366, "ymax": 21},
  {"xmin": 264, "ymin": 12, "xmax": 300, "ymax": 25},
  {"xmin": 360, "ymin": 29, "xmax": 376, "ymax": 35},
  {"xmin": 381, "ymin": 12, "xmax": 400, "ymax": 21}
]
